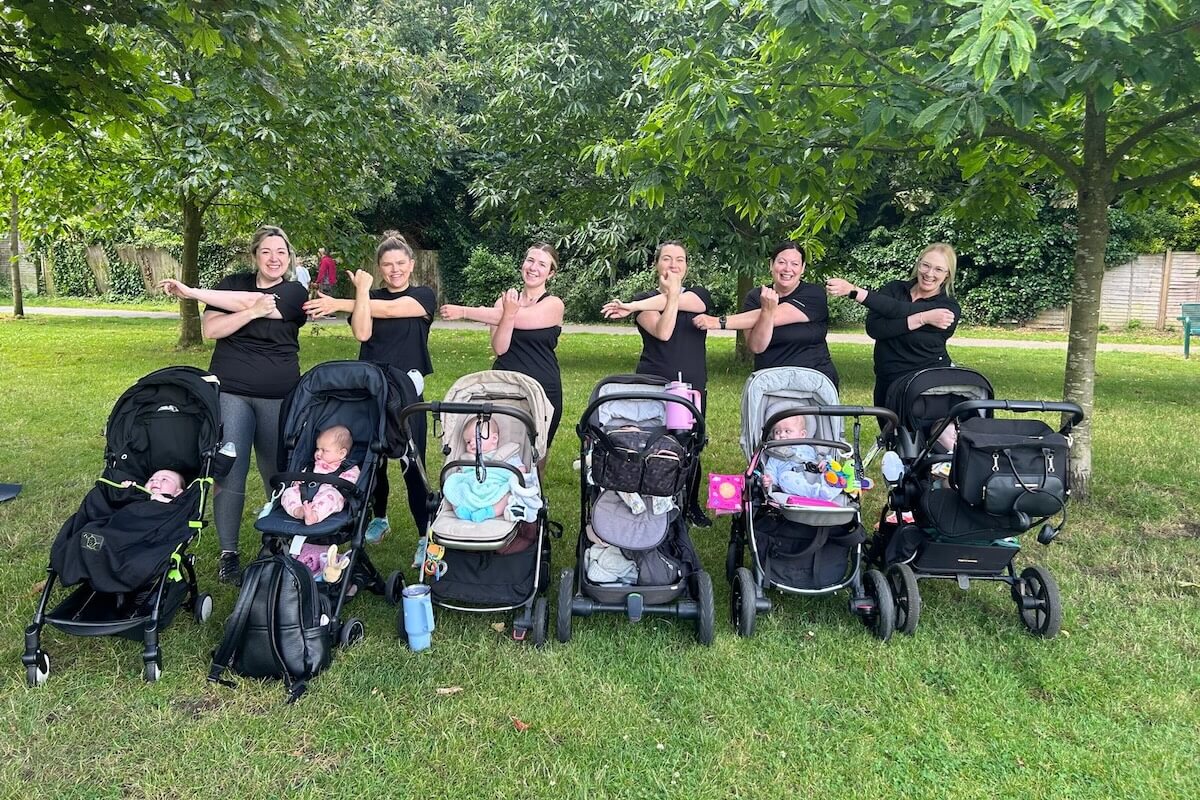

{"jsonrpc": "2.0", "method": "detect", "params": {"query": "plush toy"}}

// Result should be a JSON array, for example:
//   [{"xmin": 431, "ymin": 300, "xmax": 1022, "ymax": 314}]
[{"xmin": 822, "ymin": 459, "xmax": 874, "ymax": 494}]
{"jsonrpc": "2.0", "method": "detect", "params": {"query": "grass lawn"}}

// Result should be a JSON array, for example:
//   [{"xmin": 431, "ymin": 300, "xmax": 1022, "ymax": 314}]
[{"xmin": 1, "ymin": 317, "xmax": 1198, "ymax": 799}]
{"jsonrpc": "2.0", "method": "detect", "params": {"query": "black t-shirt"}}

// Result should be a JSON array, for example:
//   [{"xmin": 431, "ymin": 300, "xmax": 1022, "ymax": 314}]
[
  {"xmin": 493, "ymin": 295, "xmax": 562, "ymax": 399},
  {"xmin": 632, "ymin": 286, "xmax": 712, "ymax": 390},
  {"xmin": 351, "ymin": 286, "xmax": 436, "ymax": 376},
  {"xmin": 205, "ymin": 273, "xmax": 307, "ymax": 398},
  {"xmin": 743, "ymin": 283, "xmax": 839, "ymax": 386},
  {"xmin": 864, "ymin": 279, "xmax": 960, "ymax": 385}
]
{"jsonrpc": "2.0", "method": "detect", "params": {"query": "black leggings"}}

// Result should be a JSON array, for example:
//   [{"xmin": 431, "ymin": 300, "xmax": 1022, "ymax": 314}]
[{"xmin": 372, "ymin": 404, "xmax": 429, "ymax": 535}]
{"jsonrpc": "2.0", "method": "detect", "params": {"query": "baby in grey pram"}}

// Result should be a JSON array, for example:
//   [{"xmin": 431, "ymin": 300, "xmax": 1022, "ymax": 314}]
[{"xmin": 759, "ymin": 414, "xmax": 843, "ymax": 504}]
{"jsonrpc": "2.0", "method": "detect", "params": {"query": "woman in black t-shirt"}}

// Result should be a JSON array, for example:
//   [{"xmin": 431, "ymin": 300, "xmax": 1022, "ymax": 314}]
[
  {"xmin": 694, "ymin": 241, "xmax": 838, "ymax": 387},
  {"xmin": 600, "ymin": 240, "xmax": 713, "ymax": 525},
  {"xmin": 304, "ymin": 232, "xmax": 436, "ymax": 547},
  {"xmin": 440, "ymin": 243, "xmax": 565, "ymax": 467},
  {"xmin": 826, "ymin": 242, "xmax": 960, "ymax": 408},
  {"xmin": 160, "ymin": 225, "xmax": 307, "ymax": 585}
]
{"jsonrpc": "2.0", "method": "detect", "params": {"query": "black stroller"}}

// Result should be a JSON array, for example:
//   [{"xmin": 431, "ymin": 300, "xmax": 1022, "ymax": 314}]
[
  {"xmin": 559, "ymin": 374, "xmax": 715, "ymax": 645},
  {"xmin": 255, "ymin": 361, "xmax": 404, "ymax": 646},
  {"xmin": 398, "ymin": 370, "xmax": 557, "ymax": 645},
  {"xmin": 727, "ymin": 367, "xmax": 900, "ymax": 640},
  {"xmin": 25, "ymin": 366, "xmax": 223, "ymax": 684},
  {"xmin": 871, "ymin": 367, "xmax": 1084, "ymax": 638}
]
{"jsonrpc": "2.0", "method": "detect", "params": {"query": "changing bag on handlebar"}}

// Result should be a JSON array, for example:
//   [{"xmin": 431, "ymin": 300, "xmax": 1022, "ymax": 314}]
[
  {"xmin": 952, "ymin": 417, "xmax": 1069, "ymax": 517},
  {"xmin": 589, "ymin": 425, "xmax": 688, "ymax": 497}
]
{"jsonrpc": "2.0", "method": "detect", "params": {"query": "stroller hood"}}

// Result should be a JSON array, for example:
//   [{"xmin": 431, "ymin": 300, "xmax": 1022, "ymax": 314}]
[
  {"xmin": 739, "ymin": 367, "xmax": 841, "ymax": 459},
  {"xmin": 439, "ymin": 370, "xmax": 553, "ymax": 465},
  {"xmin": 887, "ymin": 367, "xmax": 993, "ymax": 441},
  {"xmin": 277, "ymin": 360, "xmax": 389, "ymax": 474},
  {"xmin": 104, "ymin": 366, "xmax": 222, "ymax": 482}
]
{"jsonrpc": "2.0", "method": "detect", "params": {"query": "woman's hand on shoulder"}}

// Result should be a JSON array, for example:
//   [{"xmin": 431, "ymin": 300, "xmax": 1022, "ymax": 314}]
[
  {"xmin": 303, "ymin": 292, "xmax": 337, "ymax": 318},
  {"xmin": 158, "ymin": 278, "xmax": 194, "ymax": 299},
  {"xmin": 692, "ymin": 313, "xmax": 720, "ymax": 330},
  {"xmin": 760, "ymin": 286, "xmax": 779, "ymax": 312},
  {"xmin": 658, "ymin": 270, "xmax": 682, "ymax": 298},
  {"xmin": 500, "ymin": 288, "xmax": 520, "ymax": 318},
  {"xmin": 251, "ymin": 293, "xmax": 277, "ymax": 319}
]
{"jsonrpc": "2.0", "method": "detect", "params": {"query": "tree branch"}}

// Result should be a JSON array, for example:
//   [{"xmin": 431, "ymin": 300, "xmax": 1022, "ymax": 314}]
[
  {"xmin": 1109, "ymin": 99, "xmax": 1200, "ymax": 163},
  {"xmin": 1114, "ymin": 156, "xmax": 1200, "ymax": 195},
  {"xmin": 984, "ymin": 121, "xmax": 1083, "ymax": 185}
]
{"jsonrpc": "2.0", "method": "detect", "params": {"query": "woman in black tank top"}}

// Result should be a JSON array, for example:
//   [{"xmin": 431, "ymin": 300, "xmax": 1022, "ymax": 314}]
[{"xmin": 440, "ymin": 243, "xmax": 565, "ymax": 469}]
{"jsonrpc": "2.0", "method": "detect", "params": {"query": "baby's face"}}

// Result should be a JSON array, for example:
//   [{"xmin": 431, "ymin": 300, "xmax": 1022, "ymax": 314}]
[
  {"xmin": 146, "ymin": 470, "xmax": 183, "ymax": 496},
  {"xmin": 464, "ymin": 424, "xmax": 499, "ymax": 455},
  {"xmin": 314, "ymin": 432, "xmax": 349, "ymax": 465},
  {"xmin": 771, "ymin": 416, "xmax": 807, "ymax": 441}
]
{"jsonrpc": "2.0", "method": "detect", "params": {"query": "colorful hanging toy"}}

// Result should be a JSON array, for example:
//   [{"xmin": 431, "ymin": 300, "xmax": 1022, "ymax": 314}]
[
  {"xmin": 423, "ymin": 542, "xmax": 448, "ymax": 580},
  {"xmin": 822, "ymin": 459, "xmax": 874, "ymax": 494}
]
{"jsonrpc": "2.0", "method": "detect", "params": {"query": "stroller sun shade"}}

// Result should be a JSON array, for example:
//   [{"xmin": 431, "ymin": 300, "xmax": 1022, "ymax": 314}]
[
  {"xmin": 739, "ymin": 367, "xmax": 842, "ymax": 460},
  {"xmin": 887, "ymin": 367, "xmax": 994, "ymax": 442}
]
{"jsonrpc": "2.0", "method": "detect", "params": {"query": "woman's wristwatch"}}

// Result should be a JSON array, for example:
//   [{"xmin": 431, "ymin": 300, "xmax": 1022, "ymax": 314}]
[
  {"xmin": 719, "ymin": 316, "xmax": 727, "ymax": 330},
  {"xmin": 849, "ymin": 289, "xmax": 860, "ymax": 301}
]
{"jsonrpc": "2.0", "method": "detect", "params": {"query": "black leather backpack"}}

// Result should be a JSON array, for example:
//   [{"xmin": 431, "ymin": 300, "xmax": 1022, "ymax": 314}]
[{"xmin": 208, "ymin": 553, "xmax": 333, "ymax": 702}]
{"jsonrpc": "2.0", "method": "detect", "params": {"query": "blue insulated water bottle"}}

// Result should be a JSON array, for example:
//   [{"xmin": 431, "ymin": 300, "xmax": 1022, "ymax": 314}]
[{"xmin": 401, "ymin": 584, "xmax": 435, "ymax": 651}]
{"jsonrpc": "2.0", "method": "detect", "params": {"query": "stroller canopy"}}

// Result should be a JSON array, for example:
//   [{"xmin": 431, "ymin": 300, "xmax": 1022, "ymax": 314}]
[
  {"xmin": 105, "ymin": 366, "xmax": 222, "ymax": 482},
  {"xmin": 739, "ymin": 367, "xmax": 842, "ymax": 459},
  {"xmin": 887, "ymin": 367, "xmax": 993, "ymax": 441},
  {"xmin": 439, "ymin": 370, "xmax": 553, "ymax": 467},
  {"xmin": 277, "ymin": 360, "xmax": 389, "ymax": 473}
]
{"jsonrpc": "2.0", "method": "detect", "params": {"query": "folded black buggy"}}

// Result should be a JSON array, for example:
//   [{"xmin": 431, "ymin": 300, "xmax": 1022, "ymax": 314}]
[
  {"xmin": 255, "ymin": 360, "xmax": 409, "ymax": 646},
  {"xmin": 871, "ymin": 367, "xmax": 1084, "ymax": 638},
  {"xmin": 559, "ymin": 374, "xmax": 715, "ymax": 645},
  {"xmin": 25, "ymin": 366, "xmax": 223, "ymax": 684},
  {"xmin": 398, "ymin": 370, "xmax": 556, "ymax": 645},
  {"xmin": 727, "ymin": 367, "xmax": 900, "ymax": 640}
]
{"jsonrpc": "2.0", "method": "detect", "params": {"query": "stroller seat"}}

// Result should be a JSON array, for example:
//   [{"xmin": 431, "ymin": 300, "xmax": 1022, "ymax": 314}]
[{"xmin": 255, "ymin": 506, "xmax": 353, "ymax": 540}]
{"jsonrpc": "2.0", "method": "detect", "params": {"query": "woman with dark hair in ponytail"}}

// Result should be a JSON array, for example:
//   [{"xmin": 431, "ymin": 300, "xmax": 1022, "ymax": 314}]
[
  {"xmin": 304, "ymin": 231, "xmax": 436, "ymax": 547},
  {"xmin": 600, "ymin": 240, "xmax": 714, "ymax": 526},
  {"xmin": 440, "ymin": 243, "xmax": 565, "ymax": 468}
]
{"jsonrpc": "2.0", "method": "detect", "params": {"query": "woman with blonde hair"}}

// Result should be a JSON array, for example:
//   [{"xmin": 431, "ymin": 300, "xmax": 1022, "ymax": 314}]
[
  {"xmin": 160, "ymin": 224, "xmax": 309, "ymax": 584},
  {"xmin": 825, "ymin": 242, "xmax": 961, "ymax": 409}
]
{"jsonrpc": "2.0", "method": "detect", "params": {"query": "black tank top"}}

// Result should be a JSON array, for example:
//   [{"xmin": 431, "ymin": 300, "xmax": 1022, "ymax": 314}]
[{"xmin": 492, "ymin": 294, "xmax": 562, "ymax": 398}]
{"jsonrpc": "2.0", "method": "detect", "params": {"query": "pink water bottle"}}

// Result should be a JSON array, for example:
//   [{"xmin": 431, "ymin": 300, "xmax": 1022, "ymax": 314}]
[{"xmin": 665, "ymin": 375, "xmax": 700, "ymax": 431}]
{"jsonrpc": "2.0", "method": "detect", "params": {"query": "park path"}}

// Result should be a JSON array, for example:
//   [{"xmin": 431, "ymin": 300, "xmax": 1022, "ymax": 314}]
[{"xmin": 0, "ymin": 305, "xmax": 1182, "ymax": 355}]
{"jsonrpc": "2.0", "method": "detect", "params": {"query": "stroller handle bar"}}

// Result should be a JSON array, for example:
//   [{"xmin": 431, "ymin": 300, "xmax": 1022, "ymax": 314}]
[
  {"xmin": 762, "ymin": 404, "xmax": 900, "ymax": 443},
  {"xmin": 399, "ymin": 401, "xmax": 540, "ymax": 449},
  {"xmin": 945, "ymin": 399, "xmax": 1085, "ymax": 430},
  {"xmin": 578, "ymin": 392, "xmax": 706, "ymax": 441}
]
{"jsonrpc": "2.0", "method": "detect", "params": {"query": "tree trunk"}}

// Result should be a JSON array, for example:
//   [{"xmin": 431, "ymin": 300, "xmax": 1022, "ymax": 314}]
[
  {"xmin": 734, "ymin": 271, "xmax": 753, "ymax": 364},
  {"xmin": 178, "ymin": 193, "xmax": 204, "ymax": 347},
  {"xmin": 9, "ymin": 192, "xmax": 22, "ymax": 318},
  {"xmin": 1061, "ymin": 97, "xmax": 1111, "ymax": 500}
]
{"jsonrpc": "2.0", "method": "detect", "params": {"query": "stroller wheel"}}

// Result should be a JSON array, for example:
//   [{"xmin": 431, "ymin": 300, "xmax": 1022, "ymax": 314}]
[
  {"xmin": 143, "ymin": 659, "xmax": 162, "ymax": 683},
  {"xmin": 531, "ymin": 597, "xmax": 548, "ymax": 648},
  {"xmin": 339, "ymin": 618, "xmax": 366, "ymax": 647},
  {"xmin": 725, "ymin": 536, "xmax": 744, "ymax": 585},
  {"xmin": 1016, "ymin": 565, "xmax": 1062, "ymax": 638},
  {"xmin": 556, "ymin": 569, "xmax": 574, "ymax": 644},
  {"xmin": 731, "ymin": 568, "xmax": 756, "ymax": 638},
  {"xmin": 26, "ymin": 652, "xmax": 49, "ymax": 688},
  {"xmin": 862, "ymin": 569, "xmax": 895, "ymax": 642},
  {"xmin": 193, "ymin": 593, "xmax": 214, "ymax": 624},
  {"xmin": 694, "ymin": 571, "xmax": 715, "ymax": 646},
  {"xmin": 886, "ymin": 563, "xmax": 921, "ymax": 635},
  {"xmin": 385, "ymin": 571, "xmax": 406, "ymax": 606}
]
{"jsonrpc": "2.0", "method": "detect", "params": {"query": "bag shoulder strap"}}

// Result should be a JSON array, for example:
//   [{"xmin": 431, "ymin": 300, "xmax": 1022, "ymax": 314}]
[
  {"xmin": 208, "ymin": 558, "xmax": 270, "ymax": 688},
  {"xmin": 262, "ymin": 561, "xmax": 308, "ymax": 703}
]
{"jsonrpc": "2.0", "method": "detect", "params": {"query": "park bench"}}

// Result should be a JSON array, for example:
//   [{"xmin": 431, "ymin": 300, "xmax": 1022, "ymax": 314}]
[{"xmin": 1180, "ymin": 303, "xmax": 1200, "ymax": 358}]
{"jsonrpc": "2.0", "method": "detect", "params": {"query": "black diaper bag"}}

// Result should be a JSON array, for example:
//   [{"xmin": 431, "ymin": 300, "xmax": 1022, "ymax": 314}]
[
  {"xmin": 952, "ymin": 417, "xmax": 1070, "ymax": 518},
  {"xmin": 208, "ymin": 553, "xmax": 333, "ymax": 702},
  {"xmin": 590, "ymin": 425, "xmax": 688, "ymax": 497}
]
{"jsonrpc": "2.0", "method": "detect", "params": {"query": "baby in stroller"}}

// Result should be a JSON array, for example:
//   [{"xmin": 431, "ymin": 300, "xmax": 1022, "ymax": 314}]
[
  {"xmin": 280, "ymin": 425, "xmax": 361, "ymax": 525},
  {"xmin": 759, "ymin": 414, "xmax": 843, "ymax": 503},
  {"xmin": 117, "ymin": 468, "xmax": 186, "ymax": 503},
  {"xmin": 443, "ymin": 421, "xmax": 541, "ymax": 523}
]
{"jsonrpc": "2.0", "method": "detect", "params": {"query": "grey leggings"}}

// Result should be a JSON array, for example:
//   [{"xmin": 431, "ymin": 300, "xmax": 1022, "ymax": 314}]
[{"xmin": 214, "ymin": 393, "xmax": 283, "ymax": 552}]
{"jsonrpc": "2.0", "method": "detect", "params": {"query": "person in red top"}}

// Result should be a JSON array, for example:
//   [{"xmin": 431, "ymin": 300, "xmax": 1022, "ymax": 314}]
[{"xmin": 317, "ymin": 247, "xmax": 338, "ymax": 293}]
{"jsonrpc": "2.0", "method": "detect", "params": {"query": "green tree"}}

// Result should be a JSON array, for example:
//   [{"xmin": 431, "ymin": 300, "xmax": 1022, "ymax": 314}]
[
  {"xmin": 121, "ymin": 0, "xmax": 453, "ymax": 346},
  {"xmin": 617, "ymin": 0, "xmax": 1200, "ymax": 496}
]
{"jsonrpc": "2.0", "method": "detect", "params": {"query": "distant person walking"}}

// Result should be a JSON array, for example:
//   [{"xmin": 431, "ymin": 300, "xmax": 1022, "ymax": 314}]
[{"xmin": 317, "ymin": 247, "xmax": 338, "ymax": 293}]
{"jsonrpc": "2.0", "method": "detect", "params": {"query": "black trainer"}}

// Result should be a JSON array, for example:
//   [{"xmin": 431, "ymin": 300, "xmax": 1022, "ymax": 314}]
[
  {"xmin": 218, "ymin": 550, "xmax": 242, "ymax": 586},
  {"xmin": 687, "ymin": 507, "xmax": 713, "ymax": 528}
]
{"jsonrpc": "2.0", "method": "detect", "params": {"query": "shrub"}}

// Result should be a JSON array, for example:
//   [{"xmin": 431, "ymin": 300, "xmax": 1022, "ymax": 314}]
[
  {"xmin": 459, "ymin": 246, "xmax": 518, "ymax": 307},
  {"xmin": 47, "ymin": 239, "xmax": 95, "ymax": 297}
]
